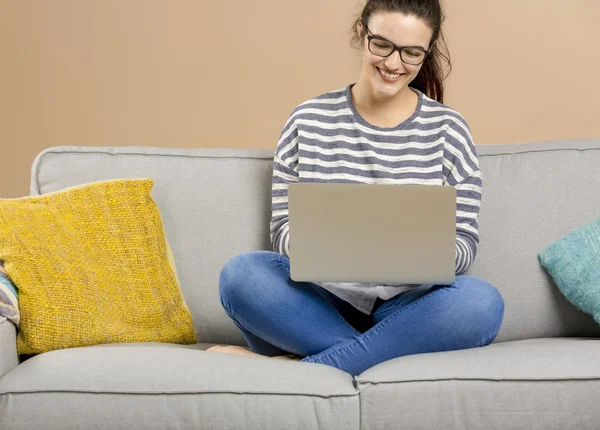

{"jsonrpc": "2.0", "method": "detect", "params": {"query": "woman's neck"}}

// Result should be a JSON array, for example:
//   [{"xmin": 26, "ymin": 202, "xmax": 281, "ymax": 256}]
[{"xmin": 351, "ymin": 81, "xmax": 418, "ymax": 128}]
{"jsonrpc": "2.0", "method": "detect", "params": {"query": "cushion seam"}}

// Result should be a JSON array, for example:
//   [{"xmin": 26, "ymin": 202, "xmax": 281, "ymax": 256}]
[
  {"xmin": 36, "ymin": 146, "xmax": 600, "ymax": 162},
  {"xmin": 38, "ymin": 149, "xmax": 272, "ymax": 160},
  {"xmin": 356, "ymin": 376, "xmax": 600, "ymax": 385},
  {"xmin": 0, "ymin": 390, "xmax": 358, "ymax": 398},
  {"xmin": 480, "ymin": 147, "xmax": 600, "ymax": 158},
  {"xmin": 32, "ymin": 146, "xmax": 600, "ymax": 195},
  {"xmin": 32, "ymin": 149, "xmax": 274, "ymax": 195}
]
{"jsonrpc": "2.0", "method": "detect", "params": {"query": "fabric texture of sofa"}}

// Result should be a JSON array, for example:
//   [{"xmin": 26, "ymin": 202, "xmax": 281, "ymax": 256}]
[{"xmin": 1, "ymin": 140, "xmax": 599, "ymax": 429}]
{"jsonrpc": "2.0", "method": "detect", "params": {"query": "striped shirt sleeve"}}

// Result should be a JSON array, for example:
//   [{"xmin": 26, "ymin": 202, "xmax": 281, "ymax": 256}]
[
  {"xmin": 442, "ymin": 115, "xmax": 482, "ymax": 274},
  {"xmin": 270, "ymin": 115, "xmax": 299, "ymax": 257}
]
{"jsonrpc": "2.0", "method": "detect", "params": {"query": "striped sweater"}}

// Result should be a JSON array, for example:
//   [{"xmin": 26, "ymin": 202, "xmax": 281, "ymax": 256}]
[
  {"xmin": 270, "ymin": 84, "xmax": 482, "ymax": 314},
  {"xmin": 0, "ymin": 270, "xmax": 19, "ymax": 327}
]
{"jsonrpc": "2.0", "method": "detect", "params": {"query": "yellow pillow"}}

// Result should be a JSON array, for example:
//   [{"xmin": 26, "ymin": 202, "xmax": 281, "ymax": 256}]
[{"xmin": 0, "ymin": 178, "xmax": 197, "ymax": 355}]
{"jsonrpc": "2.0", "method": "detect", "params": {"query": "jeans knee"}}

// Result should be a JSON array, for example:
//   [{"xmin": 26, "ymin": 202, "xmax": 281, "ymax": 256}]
[
  {"xmin": 454, "ymin": 276, "xmax": 505, "ymax": 336},
  {"xmin": 481, "ymin": 282, "xmax": 504, "ymax": 330},
  {"xmin": 219, "ymin": 252, "xmax": 253, "ymax": 305},
  {"xmin": 219, "ymin": 251, "xmax": 279, "ymax": 309}
]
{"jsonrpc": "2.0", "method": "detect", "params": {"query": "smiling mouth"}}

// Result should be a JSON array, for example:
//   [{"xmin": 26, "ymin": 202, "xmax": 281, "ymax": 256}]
[{"xmin": 377, "ymin": 67, "xmax": 404, "ymax": 81}]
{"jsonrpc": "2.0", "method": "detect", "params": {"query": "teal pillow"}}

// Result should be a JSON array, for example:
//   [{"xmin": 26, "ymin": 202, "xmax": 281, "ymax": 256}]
[{"xmin": 539, "ymin": 218, "xmax": 600, "ymax": 325}]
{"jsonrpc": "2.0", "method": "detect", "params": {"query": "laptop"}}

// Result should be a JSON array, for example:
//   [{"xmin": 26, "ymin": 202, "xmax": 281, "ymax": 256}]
[{"xmin": 287, "ymin": 183, "xmax": 456, "ymax": 284}]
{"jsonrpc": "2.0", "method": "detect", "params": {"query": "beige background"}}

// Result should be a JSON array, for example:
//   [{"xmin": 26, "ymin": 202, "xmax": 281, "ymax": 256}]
[{"xmin": 1, "ymin": 0, "xmax": 599, "ymax": 198}]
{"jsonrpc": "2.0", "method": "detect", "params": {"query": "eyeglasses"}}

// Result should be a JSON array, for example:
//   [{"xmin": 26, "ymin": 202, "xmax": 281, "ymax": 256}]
[{"xmin": 364, "ymin": 25, "xmax": 429, "ymax": 65}]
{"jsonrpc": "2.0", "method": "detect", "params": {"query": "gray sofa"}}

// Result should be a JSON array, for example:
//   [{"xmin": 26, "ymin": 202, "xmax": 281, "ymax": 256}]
[{"xmin": 1, "ymin": 140, "xmax": 599, "ymax": 429}]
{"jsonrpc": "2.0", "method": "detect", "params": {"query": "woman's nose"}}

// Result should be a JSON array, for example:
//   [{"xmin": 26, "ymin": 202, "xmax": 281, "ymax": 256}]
[{"xmin": 384, "ymin": 50, "xmax": 404, "ymax": 71}]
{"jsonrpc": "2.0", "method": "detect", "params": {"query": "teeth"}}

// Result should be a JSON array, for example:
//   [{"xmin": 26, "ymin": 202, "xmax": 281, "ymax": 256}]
[{"xmin": 380, "ymin": 69, "xmax": 401, "ymax": 79}]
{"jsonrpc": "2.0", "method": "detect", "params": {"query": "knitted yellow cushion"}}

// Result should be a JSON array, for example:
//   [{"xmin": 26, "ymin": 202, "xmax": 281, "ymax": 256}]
[{"xmin": 0, "ymin": 178, "xmax": 197, "ymax": 355}]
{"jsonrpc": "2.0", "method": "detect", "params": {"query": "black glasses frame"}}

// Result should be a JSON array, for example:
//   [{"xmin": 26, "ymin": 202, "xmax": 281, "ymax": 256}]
[{"xmin": 364, "ymin": 25, "xmax": 429, "ymax": 65}]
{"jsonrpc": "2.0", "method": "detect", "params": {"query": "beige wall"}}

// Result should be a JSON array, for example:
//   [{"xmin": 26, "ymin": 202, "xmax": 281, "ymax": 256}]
[{"xmin": 1, "ymin": 0, "xmax": 599, "ymax": 198}]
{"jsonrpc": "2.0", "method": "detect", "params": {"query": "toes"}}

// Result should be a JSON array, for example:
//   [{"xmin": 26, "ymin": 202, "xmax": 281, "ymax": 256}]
[
  {"xmin": 206, "ymin": 345, "xmax": 223, "ymax": 352},
  {"xmin": 272, "ymin": 354, "xmax": 302, "ymax": 361}
]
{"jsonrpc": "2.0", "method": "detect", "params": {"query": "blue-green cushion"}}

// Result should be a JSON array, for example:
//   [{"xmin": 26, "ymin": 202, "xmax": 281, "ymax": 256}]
[{"xmin": 539, "ymin": 218, "xmax": 600, "ymax": 325}]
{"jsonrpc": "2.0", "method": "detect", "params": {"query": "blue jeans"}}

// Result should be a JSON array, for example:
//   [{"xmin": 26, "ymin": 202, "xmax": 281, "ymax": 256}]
[{"xmin": 219, "ymin": 251, "xmax": 505, "ymax": 376}]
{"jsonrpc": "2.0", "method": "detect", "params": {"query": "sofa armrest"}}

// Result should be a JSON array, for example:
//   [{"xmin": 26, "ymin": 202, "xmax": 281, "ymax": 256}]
[{"xmin": 0, "ymin": 317, "xmax": 18, "ymax": 378}]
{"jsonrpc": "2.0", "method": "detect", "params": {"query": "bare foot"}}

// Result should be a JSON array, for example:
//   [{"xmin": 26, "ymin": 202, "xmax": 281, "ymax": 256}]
[
  {"xmin": 206, "ymin": 345, "xmax": 301, "ymax": 361},
  {"xmin": 272, "ymin": 354, "xmax": 302, "ymax": 361},
  {"xmin": 206, "ymin": 345, "xmax": 265, "ymax": 358}
]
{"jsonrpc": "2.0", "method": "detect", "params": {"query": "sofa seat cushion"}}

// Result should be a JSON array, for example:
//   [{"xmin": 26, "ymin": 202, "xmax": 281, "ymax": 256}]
[
  {"xmin": 356, "ymin": 338, "xmax": 600, "ymax": 430},
  {"xmin": 0, "ymin": 317, "xmax": 18, "ymax": 379},
  {"xmin": 0, "ymin": 342, "xmax": 358, "ymax": 430}
]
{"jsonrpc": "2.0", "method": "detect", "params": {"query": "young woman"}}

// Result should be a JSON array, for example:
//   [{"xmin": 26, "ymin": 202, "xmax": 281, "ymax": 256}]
[{"xmin": 208, "ymin": 0, "xmax": 505, "ymax": 376}]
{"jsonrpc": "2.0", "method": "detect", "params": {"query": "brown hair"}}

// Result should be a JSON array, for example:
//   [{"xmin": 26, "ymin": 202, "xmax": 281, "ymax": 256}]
[{"xmin": 350, "ymin": 0, "xmax": 451, "ymax": 103}]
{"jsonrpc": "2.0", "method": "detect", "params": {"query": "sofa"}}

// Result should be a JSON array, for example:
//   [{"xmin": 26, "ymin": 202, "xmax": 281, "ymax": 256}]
[{"xmin": 1, "ymin": 140, "xmax": 599, "ymax": 430}]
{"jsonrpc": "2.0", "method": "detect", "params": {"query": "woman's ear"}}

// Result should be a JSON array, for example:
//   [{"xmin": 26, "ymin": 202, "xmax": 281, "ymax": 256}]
[{"xmin": 357, "ymin": 22, "xmax": 365, "ymax": 38}]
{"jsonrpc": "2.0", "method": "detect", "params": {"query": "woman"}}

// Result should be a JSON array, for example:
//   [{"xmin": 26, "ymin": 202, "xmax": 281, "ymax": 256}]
[{"xmin": 208, "ymin": 0, "xmax": 504, "ymax": 376}]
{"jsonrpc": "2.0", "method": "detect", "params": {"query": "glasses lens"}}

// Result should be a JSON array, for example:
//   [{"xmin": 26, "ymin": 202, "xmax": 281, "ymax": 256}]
[
  {"xmin": 369, "ymin": 39, "xmax": 394, "ymax": 57},
  {"xmin": 401, "ymin": 48, "xmax": 426, "ymax": 65}
]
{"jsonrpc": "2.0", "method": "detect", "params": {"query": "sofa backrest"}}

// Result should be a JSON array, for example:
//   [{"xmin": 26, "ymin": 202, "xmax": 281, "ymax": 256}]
[
  {"xmin": 472, "ymin": 140, "xmax": 599, "ymax": 341},
  {"xmin": 30, "ymin": 142, "xmax": 600, "ymax": 345}
]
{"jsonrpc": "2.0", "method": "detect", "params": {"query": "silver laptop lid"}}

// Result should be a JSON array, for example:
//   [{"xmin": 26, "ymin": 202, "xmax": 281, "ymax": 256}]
[{"xmin": 288, "ymin": 183, "xmax": 456, "ymax": 284}]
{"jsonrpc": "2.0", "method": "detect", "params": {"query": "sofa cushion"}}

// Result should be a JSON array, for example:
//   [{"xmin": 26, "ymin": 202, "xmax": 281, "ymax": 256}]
[
  {"xmin": 0, "ymin": 317, "xmax": 18, "ymax": 379},
  {"xmin": 356, "ymin": 338, "xmax": 600, "ymax": 430},
  {"xmin": 0, "ymin": 343, "xmax": 359, "ymax": 430},
  {"xmin": 470, "ymin": 140, "xmax": 600, "ymax": 341},
  {"xmin": 28, "ymin": 142, "xmax": 600, "ymax": 345},
  {"xmin": 539, "ymin": 217, "xmax": 600, "ymax": 325},
  {"xmin": 0, "ymin": 178, "xmax": 196, "ymax": 355},
  {"xmin": 30, "ymin": 146, "xmax": 275, "ymax": 346}
]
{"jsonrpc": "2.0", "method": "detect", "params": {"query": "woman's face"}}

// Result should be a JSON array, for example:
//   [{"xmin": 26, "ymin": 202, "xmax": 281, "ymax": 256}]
[{"xmin": 360, "ymin": 12, "xmax": 433, "ymax": 99}]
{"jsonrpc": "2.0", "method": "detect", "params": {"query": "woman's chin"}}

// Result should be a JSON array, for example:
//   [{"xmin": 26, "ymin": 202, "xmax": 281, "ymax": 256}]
[{"xmin": 372, "ymin": 81, "xmax": 403, "ymax": 99}]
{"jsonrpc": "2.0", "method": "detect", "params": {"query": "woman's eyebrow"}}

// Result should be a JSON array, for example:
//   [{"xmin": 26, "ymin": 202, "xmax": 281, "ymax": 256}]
[
  {"xmin": 369, "ymin": 31, "xmax": 391, "ymax": 41},
  {"xmin": 369, "ymin": 31, "xmax": 427, "ymax": 50}
]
